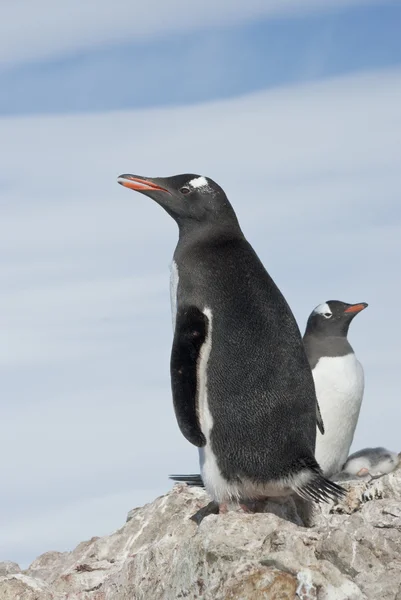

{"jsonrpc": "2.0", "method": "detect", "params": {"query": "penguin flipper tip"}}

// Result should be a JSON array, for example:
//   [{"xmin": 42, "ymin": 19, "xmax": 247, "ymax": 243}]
[{"xmin": 169, "ymin": 474, "xmax": 205, "ymax": 487}]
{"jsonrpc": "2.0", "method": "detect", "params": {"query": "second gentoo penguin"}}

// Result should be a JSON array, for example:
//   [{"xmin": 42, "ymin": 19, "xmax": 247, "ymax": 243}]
[
  {"xmin": 303, "ymin": 300, "xmax": 368, "ymax": 478},
  {"xmin": 118, "ymin": 172, "xmax": 344, "ymax": 517}
]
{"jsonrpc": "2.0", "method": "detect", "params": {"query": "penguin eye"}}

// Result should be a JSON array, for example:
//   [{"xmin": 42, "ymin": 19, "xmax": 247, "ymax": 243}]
[
  {"xmin": 180, "ymin": 186, "xmax": 191, "ymax": 195},
  {"xmin": 323, "ymin": 312, "xmax": 332, "ymax": 319}
]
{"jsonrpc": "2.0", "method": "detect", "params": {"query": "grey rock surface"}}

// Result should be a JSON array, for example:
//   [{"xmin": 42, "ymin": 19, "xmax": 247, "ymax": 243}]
[
  {"xmin": 1, "ymin": 466, "xmax": 401, "ymax": 599},
  {"xmin": 0, "ymin": 561, "xmax": 21, "ymax": 576}
]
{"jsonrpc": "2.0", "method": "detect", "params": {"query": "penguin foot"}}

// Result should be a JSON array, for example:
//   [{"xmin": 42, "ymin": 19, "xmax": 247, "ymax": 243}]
[
  {"xmin": 238, "ymin": 500, "xmax": 266, "ymax": 513},
  {"xmin": 356, "ymin": 467, "xmax": 370, "ymax": 477},
  {"xmin": 189, "ymin": 500, "xmax": 267, "ymax": 524},
  {"xmin": 189, "ymin": 501, "xmax": 219, "ymax": 525}
]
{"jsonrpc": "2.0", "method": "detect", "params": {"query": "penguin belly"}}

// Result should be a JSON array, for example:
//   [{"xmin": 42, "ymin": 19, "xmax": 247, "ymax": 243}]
[
  {"xmin": 170, "ymin": 265, "xmax": 248, "ymax": 502},
  {"xmin": 195, "ymin": 307, "xmax": 241, "ymax": 502},
  {"xmin": 169, "ymin": 260, "xmax": 179, "ymax": 330},
  {"xmin": 169, "ymin": 263, "xmax": 232, "ymax": 500},
  {"xmin": 313, "ymin": 353, "xmax": 364, "ymax": 477}
]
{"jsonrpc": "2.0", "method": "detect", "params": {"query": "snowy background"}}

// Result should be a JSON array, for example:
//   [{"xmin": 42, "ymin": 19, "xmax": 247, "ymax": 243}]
[{"xmin": 1, "ymin": 0, "xmax": 400, "ymax": 567}]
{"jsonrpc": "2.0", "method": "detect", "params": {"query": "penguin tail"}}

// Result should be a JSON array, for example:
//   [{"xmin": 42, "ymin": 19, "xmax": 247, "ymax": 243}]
[
  {"xmin": 294, "ymin": 460, "xmax": 346, "ymax": 504},
  {"xmin": 169, "ymin": 474, "xmax": 204, "ymax": 487},
  {"xmin": 296, "ymin": 474, "xmax": 346, "ymax": 504}
]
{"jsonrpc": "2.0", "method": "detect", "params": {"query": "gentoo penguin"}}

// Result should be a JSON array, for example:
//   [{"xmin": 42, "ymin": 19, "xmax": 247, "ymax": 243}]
[
  {"xmin": 335, "ymin": 447, "xmax": 400, "ymax": 481},
  {"xmin": 303, "ymin": 300, "xmax": 368, "ymax": 478},
  {"xmin": 118, "ymin": 172, "xmax": 344, "ymax": 517}
]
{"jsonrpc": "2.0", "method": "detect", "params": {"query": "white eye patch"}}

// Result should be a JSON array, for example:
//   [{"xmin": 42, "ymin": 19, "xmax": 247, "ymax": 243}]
[
  {"xmin": 189, "ymin": 176, "xmax": 209, "ymax": 189},
  {"xmin": 313, "ymin": 302, "xmax": 332, "ymax": 319}
]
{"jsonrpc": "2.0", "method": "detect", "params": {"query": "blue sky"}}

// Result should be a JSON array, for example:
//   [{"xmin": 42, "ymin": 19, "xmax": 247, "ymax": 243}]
[
  {"xmin": 1, "ymin": 1, "xmax": 401, "ymax": 115},
  {"xmin": 0, "ymin": 0, "xmax": 401, "ymax": 569}
]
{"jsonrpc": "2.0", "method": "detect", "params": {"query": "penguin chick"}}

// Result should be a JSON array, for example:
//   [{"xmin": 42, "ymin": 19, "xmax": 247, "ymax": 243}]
[{"xmin": 335, "ymin": 447, "xmax": 400, "ymax": 481}]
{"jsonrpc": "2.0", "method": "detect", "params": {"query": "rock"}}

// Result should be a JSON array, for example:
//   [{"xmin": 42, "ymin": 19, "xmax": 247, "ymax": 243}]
[
  {"xmin": 1, "ymin": 468, "xmax": 401, "ymax": 599},
  {"xmin": 0, "ymin": 573, "xmax": 54, "ymax": 600},
  {"xmin": 0, "ymin": 561, "xmax": 21, "ymax": 576}
]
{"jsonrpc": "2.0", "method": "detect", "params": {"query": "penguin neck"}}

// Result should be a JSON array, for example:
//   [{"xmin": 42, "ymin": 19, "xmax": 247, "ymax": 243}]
[
  {"xmin": 304, "ymin": 316, "xmax": 352, "ymax": 338},
  {"xmin": 177, "ymin": 216, "xmax": 244, "ymax": 245},
  {"xmin": 303, "ymin": 331, "xmax": 354, "ymax": 362}
]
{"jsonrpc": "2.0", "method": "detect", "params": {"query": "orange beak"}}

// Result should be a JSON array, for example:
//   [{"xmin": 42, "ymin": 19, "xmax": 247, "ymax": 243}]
[
  {"xmin": 344, "ymin": 303, "xmax": 368, "ymax": 314},
  {"xmin": 117, "ymin": 174, "xmax": 170, "ymax": 193}
]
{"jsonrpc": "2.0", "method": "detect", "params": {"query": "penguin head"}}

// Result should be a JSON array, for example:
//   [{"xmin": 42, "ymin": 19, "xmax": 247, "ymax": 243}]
[
  {"xmin": 117, "ymin": 173, "xmax": 239, "ymax": 231},
  {"xmin": 305, "ymin": 300, "xmax": 368, "ymax": 337}
]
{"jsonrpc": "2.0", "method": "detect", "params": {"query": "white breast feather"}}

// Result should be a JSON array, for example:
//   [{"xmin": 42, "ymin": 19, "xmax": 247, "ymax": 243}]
[
  {"xmin": 197, "ymin": 308, "xmax": 242, "ymax": 502},
  {"xmin": 196, "ymin": 308, "xmax": 225, "ymax": 500},
  {"xmin": 314, "ymin": 353, "xmax": 364, "ymax": 477},
  {"xmin": 169, "ymin": 261, "xmax": 179, "ymax": 332}
]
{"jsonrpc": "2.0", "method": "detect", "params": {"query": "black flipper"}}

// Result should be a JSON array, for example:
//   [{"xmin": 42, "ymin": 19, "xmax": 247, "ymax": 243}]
[
  {"xmin": 316, "ymin": 400, "xmax": 325, "ymax": 435},
  {"xmin": 169, "ymin": 474, "xmax": 204, "ymax": 487},
  {"xmin": 170, "ymin": 306, "xmax": 208, "ymax": 447}
]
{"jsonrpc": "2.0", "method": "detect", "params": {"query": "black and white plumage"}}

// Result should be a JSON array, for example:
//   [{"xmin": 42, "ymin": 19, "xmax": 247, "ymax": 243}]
[
  {"xmin": 118, "ymin": 172, "xmax": 344, "ymax": 509},
  {"xmin": 303, "ymin": 300, "xmax": 367, "ymax": 478},
  {"xmin": 170, "ymin": 298, "xmax": 368, "ymax": 488}
]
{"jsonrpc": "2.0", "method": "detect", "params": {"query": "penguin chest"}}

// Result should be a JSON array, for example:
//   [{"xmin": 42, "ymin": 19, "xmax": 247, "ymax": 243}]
[
  {"xmin": 192, "ymin": 309, "xmax": 230, "ymax": 501},
  {"xmin": 168, "ymin": 265, "xmax": 226, "ymax": 499},
  {"xmin": 169, "ymin": 260, "xmax": 179, "ymax": 331},
  {"xmin": 313, "ymin": 353, "xmax": 364, "ymax": 476}
]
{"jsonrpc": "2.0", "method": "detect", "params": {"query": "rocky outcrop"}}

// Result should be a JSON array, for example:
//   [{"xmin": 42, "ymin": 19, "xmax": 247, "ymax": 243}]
[{"xmin": 1, "ymin": 468, "xmax": 401, "ymax": 599}]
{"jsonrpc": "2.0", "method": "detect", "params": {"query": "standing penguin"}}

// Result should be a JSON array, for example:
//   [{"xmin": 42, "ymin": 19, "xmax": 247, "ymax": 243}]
[
  {"xmin": 303, "ymin": 300, "xmax": 368, "ymax": 477},
  {"xmin": 118, "ymin": 173, "xmax": 344, "ymax": 514}
]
